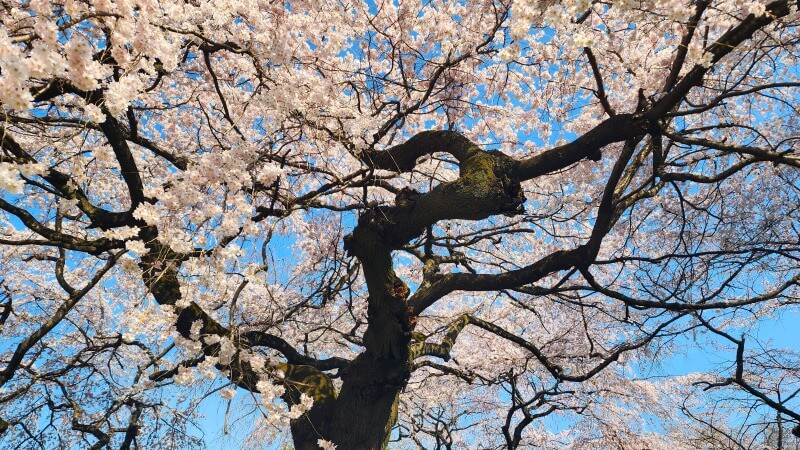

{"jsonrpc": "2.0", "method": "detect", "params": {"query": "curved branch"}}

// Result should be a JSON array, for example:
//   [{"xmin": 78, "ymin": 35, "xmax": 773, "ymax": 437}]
[
  {"xmin": 648, "ymin": 0, "xmax": 791, "ymax": 119},
  {"xmin": 0, "ymin": 252, "xmax": 122, "ymax": 387},
  {"xmin": 410, "ymin": 313, "xmax": 686, "ymax": 383}
]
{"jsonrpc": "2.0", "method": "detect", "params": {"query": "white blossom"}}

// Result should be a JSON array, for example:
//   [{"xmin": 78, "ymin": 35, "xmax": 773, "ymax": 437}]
[
  {"xmin": 219, "ymin": 388, "xmax": 236, "ymax": 400},
  {"xmin": 317, "ymin": 439, "xmax": 337, "ymax": 450},
  {"xmin": 173, "ymin": 366, "xmax": 195, "ymax": 385},
  {"xmin": 0, "ymin": 163, "xmax": 25, "ymax": 193},
  {"xmin": 257, "ymin": 379, "xmax": 285, "ymax": 402},
  {"xmin": 125, "ymin": 240, "xmax": 148, "ymax": 257},
  {"xmin": 287, "ymin": 393, "xmax": 313, "ymax": 419},
  {"xmin": 84, "ymin": 104, "xmax": 106, "ymax": 123}
]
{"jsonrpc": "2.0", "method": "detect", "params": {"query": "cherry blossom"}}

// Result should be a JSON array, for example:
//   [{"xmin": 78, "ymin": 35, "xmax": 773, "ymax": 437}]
[{"xmin": 0, "ymin": 0, "xmax": 798, "ymax": 448}]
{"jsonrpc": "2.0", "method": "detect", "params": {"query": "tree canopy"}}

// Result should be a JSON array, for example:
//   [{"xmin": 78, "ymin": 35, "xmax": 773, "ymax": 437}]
[{"xmin": 0, "ymin": 0, "xmax": 799, "ymax": 448}]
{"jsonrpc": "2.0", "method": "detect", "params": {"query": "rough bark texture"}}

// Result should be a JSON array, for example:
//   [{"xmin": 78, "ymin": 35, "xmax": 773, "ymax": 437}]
[
  {"xmin": 281, "ymin": 364, "xmax": 337, "ymax": 450},
  {"xmin": 328, "ymin": 355, "xmax": 410, "ymax": 449},
  {"xmin": 318, "ymin": 134, "xmax": 531, "ymax": 448}
]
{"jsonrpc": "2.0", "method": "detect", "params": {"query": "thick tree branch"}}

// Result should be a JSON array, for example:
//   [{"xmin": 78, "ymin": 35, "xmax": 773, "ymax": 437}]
[
  {"xmin": 0, "ymin": 127, "xmax": 133, "ymax": 229},
  {"xmin": 0, "ymin": 198, "xmax": 120, "ymax": 254},
  {"xmin": 410, "ymin": 246, "xmax": 591, "ymax": 315},
  {"xmin": 513, "ymin": 114, "xmax": 649, "ymax": 180},
  {"xmin": 364, "ymin": 129, "xmax": 482, "ymax": 172}
]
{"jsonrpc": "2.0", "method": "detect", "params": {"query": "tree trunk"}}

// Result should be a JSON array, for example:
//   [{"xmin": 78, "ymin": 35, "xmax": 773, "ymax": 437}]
[{"xmin": 327, "ymin": 354, "xmax": 410, "ymax": 449}]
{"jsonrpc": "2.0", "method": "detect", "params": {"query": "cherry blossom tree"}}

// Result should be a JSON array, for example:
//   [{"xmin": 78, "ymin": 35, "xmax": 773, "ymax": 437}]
[{"xmin": 0, "ymin": 0, "xmax": 799, "ymax": 448}]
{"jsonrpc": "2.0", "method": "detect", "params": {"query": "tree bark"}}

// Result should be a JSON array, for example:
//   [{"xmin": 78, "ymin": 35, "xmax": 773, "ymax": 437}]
[
  {"xmin": 327, "ymin": 354, "xmax": 410, "ymax": 449},
  {"xmin": 318, "ymin": 133, "xmax": 529, "ymax": 448}
]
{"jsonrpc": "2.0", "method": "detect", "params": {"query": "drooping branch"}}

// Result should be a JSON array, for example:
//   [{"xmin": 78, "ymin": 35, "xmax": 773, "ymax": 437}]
[
  {"xmin": 0, "ymin": 252, "xmax": 122, "ymax": 387},
  {"xmin": 0, "ymin": 128, "xmax": 132, "ymax": 229},
  {"xmin": 694, "ymin": 316, "xmax": 800, "ymax": 436},
  {"xmin": 137, "ymin": 233, "xmax": 342, "ymax": 447},
  {"xmin": 138, "ymin": 235, "xmax": 346, "ymax": 372},
  {"xmin": 412, "ymin": 313, "xmax": 687, "ymax": 383},
  {"xmin": 648, "ymin": 0, "xmax": 791, "ymax": 119}
]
